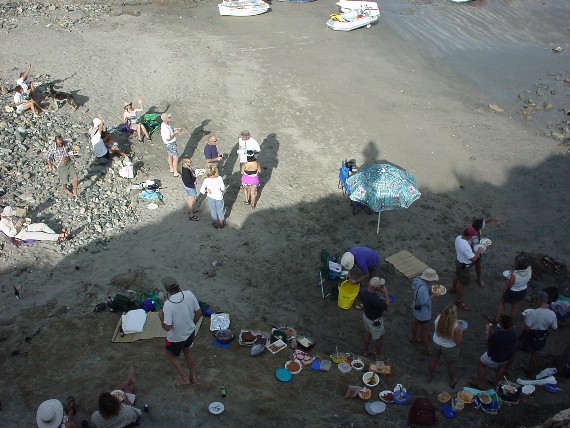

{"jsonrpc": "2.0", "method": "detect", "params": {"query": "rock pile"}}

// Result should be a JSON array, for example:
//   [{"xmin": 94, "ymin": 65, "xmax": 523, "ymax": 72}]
[{"xmin": 0, "ymin": 77, "xmax": 142, "ymax": 255}]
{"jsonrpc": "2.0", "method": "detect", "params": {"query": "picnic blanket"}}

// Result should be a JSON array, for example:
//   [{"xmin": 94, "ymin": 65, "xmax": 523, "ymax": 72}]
[
  {"xmin": 112, "ymin": 312, "xmax": 203, "ymax": 343},
  {"xmin": 385, "ymin": 250, "xmax": 431, "ymax": 279}
]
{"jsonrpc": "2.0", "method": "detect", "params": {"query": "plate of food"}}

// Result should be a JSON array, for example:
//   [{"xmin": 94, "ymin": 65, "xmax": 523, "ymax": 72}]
[
  {"xmin": 208, "ymin": 401, "xmax": 225, "ymax": 414},
  {"xmin": 457, "ymin": 389, "xmax": 474, "ymax": 404},
  {"xmin": 457, "ymin": 320, "xmax": 468, "ymax": 330},
  {"xmin": 194, "ymin": 168, "xmax": 206, "ymax": 176},
  {"xmin": 438, "ymin": 391, "xmax": 452, "ymax": 404},
  {"xmin": 379, "ymin": 390, "xmax": 394, "ymax": 403},
  {"xmin": 110, "ymin": 390, "xmax": 125, "ymax": 403},
  {"xmin": 285, "ymin": 360, "xmax": 302, "ymax": 375},
  {"xmin": 478, "ymin": 391, "xmax": 492, "ymax": 404},
  {"xmin": 362, "ymin": 372, "xmax": 380, "ymax": 387},
  {"xmin": 239, "ymin": 330, "xmax": 257, "ymax": 345},
  {"xmin": 480, "ymin": 238, "xmax": 492, "ymax": 246},
  {"xmin": 431, "ymin": 284, "xmax": 447, "ymax": 296},
  {"xmin": 358, "ymin": 387, "xmax": 372, "ymax": 400},
  {"xmin": 351, "ymin": 359, "xmax": 365, "ymax": 371},
  {"xmin": 266, "ymin": 339, "xmax": 287, "ymax": 354},
  {"xmin": 338, "ymin": 362, "xmax": 352, "ymax": 373}
]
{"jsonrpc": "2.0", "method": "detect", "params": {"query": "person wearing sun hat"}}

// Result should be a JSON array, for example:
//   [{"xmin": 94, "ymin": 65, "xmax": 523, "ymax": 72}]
[
  {"xmin": 410, "ymin": 268, "xmax": 440, "ymax": 355},
  {"xmin": 36, "ymin": 398, "xmax": 76, "ymax": 428},
  {"xmin": 450, "ymin": 227, "xmax": 485, "ymax": 311},
  {"xmin": 340, "ymin": 246, "xmax": 381, "ymax": 287}
]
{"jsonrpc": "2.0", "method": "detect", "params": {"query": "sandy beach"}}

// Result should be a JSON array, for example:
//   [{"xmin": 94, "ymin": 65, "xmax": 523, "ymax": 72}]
[{"xmin": 1, "ymin": 0, "xmax": 569, "ymax": 426}]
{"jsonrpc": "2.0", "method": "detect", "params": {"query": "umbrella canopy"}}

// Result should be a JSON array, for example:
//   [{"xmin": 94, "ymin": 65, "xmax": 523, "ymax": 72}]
[{"xmin": 346, "ymin": 164, "xmax": 421, "ymax": 233}]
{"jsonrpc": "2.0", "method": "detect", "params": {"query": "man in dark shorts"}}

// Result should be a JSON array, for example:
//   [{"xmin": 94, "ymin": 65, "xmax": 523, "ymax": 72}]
[
  {"xmin": 359, "ymin": 277, "xmax": 390, "ymax": 357},
  {"xmin": 158, "ymin": 277, "xmax": 202, "ymax": 386},
  {"xmin": 450, "ymin": 227, "xmax": 484, "ymax": 311},
  {"xmin": 46, "ymin": 135, "xmax": 79, "ymax": 199},
  {"xmin": 520, "ymin": 291, "xmax": 557, "ymax": 375}
]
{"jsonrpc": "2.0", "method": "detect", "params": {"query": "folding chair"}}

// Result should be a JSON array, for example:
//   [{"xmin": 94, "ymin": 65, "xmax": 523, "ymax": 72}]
[
  {"xmin": 318, "ymin": 249, "xmax": 344, "ymax": 299},
  {"xmin": 140, "ymin": 113, "xmax": 160, "ymax": 138}
]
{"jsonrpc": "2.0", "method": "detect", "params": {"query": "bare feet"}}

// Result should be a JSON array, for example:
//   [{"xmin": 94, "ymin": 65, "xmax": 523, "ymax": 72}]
[
  {"xmin": 175, "ymin": 376, "xmax": 191, "ymax": 386},
  {"xmin": 190, "ymin": 374, "xmax": 198, "ymax": 384}
]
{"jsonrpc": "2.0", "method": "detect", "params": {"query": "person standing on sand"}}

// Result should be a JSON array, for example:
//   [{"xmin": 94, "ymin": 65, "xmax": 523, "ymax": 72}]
[
  {"xmin": 470, "ymin": 216, "xmax": 502, "ymax": 287},
  {"xmin": 200, "ymin": 166, "xmax": 226, "ymax": 229},
  {"xmin": 427, "ymin": 304, "xmax": 464, "ymax": 389},
  {"xmin": 158, "ymin": 277, "xmax": 201, "ymax": 386},
  {"xmin": 237, "ymin": 130, "xmax": 260, "ymax": 165},
  {"xmin": 410, "ymin": 268, "xmax": 440, "ymax": 355},
  {"xmin": 46, "ymin": 135, "xmax": 79, "ymax": 200},
  {"xmin": 359, "ymin": 277, "xmax": 390, "ymax": 358},
  {"xmin": 204, "ymin": 134, "xmax": 223, "ymax": 169},
  {"xmin": 181, "ymin": 157, "xmax": 200, "ymax": 221},
  {"xmin": 495, "ymin": 255, "xmax": 531, "ymax": 322},
  {"xmin": 449, "ymin": 227, "xmax": 485, "ymax": 311},
  {"xmin": 160, "ymin": 113, "xmax": 181, "ymax": 177}
]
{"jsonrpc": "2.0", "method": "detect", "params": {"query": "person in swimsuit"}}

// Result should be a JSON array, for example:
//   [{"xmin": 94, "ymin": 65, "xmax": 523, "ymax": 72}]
[
  {"xmin": 240, "ymin": 150, "xmax": 262, "ymax": 209},
  {"xmin": 123, "ymin": 99, "xmax": 150, "ymax": 143}
]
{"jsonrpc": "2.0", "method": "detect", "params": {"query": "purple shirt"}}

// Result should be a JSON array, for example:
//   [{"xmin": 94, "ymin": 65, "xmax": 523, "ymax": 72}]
[
  {"xmin": 350, "ymin": 247, "xmax": 380, "ymax": 274},
  {"xmin": 204, "ymin": 144, "xmax": 219, "ymax": 160}
]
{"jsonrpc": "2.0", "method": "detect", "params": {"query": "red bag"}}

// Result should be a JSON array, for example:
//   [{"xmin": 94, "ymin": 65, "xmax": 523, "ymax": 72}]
[{"xmin": 409, "ymin": 397, "xmax": 435, "ymax": 427}]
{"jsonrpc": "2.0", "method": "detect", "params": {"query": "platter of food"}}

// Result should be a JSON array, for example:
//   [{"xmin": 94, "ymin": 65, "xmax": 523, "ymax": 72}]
[
  {"xmin": 438, "ymin": 391, "xmax": 452, "ymax": 403},
  {"xmin": 295, "ymin": 335, "xmax": 315, "ymax": 350},
  {"xmin": 239, "ymin": 330, "xmax": 257, "ymax": 345},
  {"xmin": 292, "ymin": 349, "xmax": 315, "ymax": 366},
  {"xmin": 266, "ymin": 339, "xmax": 287, "ymax": 354},
  {"xmin": 379, "ymin": 390, "xmax": 394, "ymax": 403},
  {"xmin": 358, "ymin": 387, "xmax": 372, "ymax": 400},
  {"xmin": 285, "ymin": 360, "xmax": 302, "ymax": 374},
  {"xmin": 457, "ymin": 389, "xmax": 474, "ymax": 404},
  {"xmin": 478, "ymin": 391, "xmax": 492, "ymax": 404},
  {"xmin": 110, "ymin": 390, "xmax": 124, "ymax": 402},
  {"xmin": 362, "ymin": 372, "xmax": 380, "ymax": 387},
  {"xmin": 480, "ymin": 238, "xmax": 492, "ymax": 246},
  {"xmin": 431, "ymin": 284, "xmax": 447, "ymax": 296}
]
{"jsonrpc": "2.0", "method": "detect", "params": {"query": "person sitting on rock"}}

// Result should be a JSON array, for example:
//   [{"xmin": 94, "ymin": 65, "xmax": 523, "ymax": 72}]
[
  {"xmin": 91, "ymin": 367, "xmax": 142, "ymax": 428},
  {"xmin": 16, "ymin": 63, "xmax": 40, "ymax": 102},
  {"xmin": 0, "ymin": 206, "xmax": 70, "ymax": 243},
  {"xmin": 13, "ymin": 85, "xmax": 43, "ymax": 117},
  {"xmin": 91, "ymin": 115, "xmax": 128, "ymax": 160}
]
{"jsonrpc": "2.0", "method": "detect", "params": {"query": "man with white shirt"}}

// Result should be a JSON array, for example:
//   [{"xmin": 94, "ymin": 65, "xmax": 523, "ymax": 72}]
[
  {"xmin": 16, "ymin": 63, "xmax": 38, "ymax": 101},
  {"xmin": 160, "ymin": 113, "xmax": 181, "ymax": 177},
  {"xmin": 450, "ymin": 226, "xmax": 484, "ymax": 311},
  {"xmin": 13, "ymin": 85, "xmax": 43, "ymax": 117},
  {"xmin": 91, "ymin": 115, "xmax": 128, "ymax": 161},
  {"xmin": 237, "ymin": 130, "xmax": 260, "ymax": 164}
]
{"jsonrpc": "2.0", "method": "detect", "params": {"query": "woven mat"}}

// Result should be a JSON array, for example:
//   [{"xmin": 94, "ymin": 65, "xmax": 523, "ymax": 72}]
[
  {"xmin": 385, "ymin": 250, "xmax": 430, "ymax": 279},
  {"xmin": 112, "ymin": 312, "xmax": 203, "ymax": 343}
]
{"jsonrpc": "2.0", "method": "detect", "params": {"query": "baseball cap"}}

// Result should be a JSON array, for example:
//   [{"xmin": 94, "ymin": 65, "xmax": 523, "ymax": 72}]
[
  {"xmin": 162, "ymin": 276, "xmax": 180, "ymax": 291},
  {"xmin": 536, "ymin": 291, "xmax": 548, "ymax": 302},
  {"xmin": 369, "ymin": 277, "xmax": 386, "ymax": 289},
  {"xmin": 340, "ymin": 252, "xmax": 354, "ymax": 270},
  {"xmin": 464, "ymin": 226, "xmax": 477, "ymax": 237}
]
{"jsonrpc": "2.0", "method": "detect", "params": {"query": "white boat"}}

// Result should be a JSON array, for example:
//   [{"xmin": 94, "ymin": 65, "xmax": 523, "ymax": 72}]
[
  {"xmin": 218, "ymin": 0, "xmax": 270, "ymax": 16},
  {"xmin": 336, "ymin": 0, "xmax": 380, "ymax": 15},
  {"xmin": 326, "ymin": 8, "xmax": 379, "ymax": 31}
]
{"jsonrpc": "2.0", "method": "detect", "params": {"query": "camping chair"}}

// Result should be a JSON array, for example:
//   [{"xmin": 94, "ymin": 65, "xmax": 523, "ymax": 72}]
[
  {"xmin": 338, "ymin": 162, "xmax": 374, "ymax": 215},
  {"xmin": 140, "ymin": 113, "xmax": 160, "ymax": 138},
  {"xmin": 318, "ymin": 249, "xmax": 343, "ymax": 299}
]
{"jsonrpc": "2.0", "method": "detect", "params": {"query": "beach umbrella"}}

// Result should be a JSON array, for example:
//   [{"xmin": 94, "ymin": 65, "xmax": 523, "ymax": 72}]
[{"xmin": 346, "ymin": 164, "xmax": 421, "ymax": 234}]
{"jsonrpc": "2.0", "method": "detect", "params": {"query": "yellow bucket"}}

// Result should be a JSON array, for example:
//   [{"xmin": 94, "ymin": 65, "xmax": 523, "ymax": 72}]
[{"xmin": 337, "ymin": 280, "xmax": 360, "ymax": 309}]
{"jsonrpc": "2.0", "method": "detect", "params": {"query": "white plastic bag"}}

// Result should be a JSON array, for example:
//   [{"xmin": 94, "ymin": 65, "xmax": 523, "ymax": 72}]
[{"xmin": 536, "ymin": 367, "xmax": 557, "ymax": 380}]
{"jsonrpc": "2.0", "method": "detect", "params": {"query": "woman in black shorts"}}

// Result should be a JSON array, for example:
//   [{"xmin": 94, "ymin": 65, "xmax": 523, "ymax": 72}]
[{"xmin": 496, "ymin": 256, "xmax": 531, "ymax": 321}]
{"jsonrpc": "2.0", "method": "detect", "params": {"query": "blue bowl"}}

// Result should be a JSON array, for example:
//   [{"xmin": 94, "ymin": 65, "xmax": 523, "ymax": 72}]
[
  {"xmin": 275, "ymin": 368, "xmax": 292, "ymax": 382},
  {"xmin": 441, "ymin": 403, "xmax": 456, "ymax": 419},
  {"xmin": 393, "ymin": 391, "xmax": 411, "ymax": 405}
]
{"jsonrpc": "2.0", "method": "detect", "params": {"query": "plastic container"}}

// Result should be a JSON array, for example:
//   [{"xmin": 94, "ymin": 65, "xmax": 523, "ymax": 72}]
[{"xmin": 319, "ymin": 360, "xmax": 332, "ymax": 371}]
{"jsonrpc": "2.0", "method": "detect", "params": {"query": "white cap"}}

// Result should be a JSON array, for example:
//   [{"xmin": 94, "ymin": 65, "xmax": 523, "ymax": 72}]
[{"xmin": 340, "ymin": 252, "xmax": 354, "ymax": 270}]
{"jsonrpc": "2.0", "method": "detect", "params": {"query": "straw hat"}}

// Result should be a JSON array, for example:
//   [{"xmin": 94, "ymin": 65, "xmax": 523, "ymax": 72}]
[
  {"xmin": 420, "ymin": 268, "xmax": 439, "ymax": 282},
  {"xmin": 36, "ymin": 399, "xmax": 64, "ymax": 428}
]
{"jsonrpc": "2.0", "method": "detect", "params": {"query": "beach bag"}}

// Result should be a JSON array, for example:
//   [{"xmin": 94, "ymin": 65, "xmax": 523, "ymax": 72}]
[
  {"xmin": 119, "ymin": 158, "xmax": 134, "ymax": 179},
  {"xmin": 409, "ymin": 398, "xmax": 435, "ymax": 427},
  {"xmin": 110, "ymin": 294, "xmax": 138, "ymax": 313},
  {"xmin": 136, "ymin": 292, "xmax": 161, "ymax": 312},
  {"xmin": 337, "ymin": 280, "xmax": 360, "ymax": 310}
]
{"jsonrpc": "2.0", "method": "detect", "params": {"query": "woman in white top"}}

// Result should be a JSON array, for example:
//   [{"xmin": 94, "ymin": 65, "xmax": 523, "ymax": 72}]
[
  {"xmin": 199, "ymin": 166, "xmax": 226, "ymax": 229},
  {"xmin": 122, "ymin": 99, "xmax": 150, "ymax": 144},
  {"xmin": 496, "ymin": 255, "xmax": 531, "ymax": 321},
  {"xmin": 427, "ymin": 304, "xmax": 464, "ymax": 388}
]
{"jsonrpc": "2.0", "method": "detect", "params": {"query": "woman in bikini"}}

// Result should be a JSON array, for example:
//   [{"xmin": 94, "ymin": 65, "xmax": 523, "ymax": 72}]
[
  {"xmin": 123, "ymin": 99, "xmax": 150, "ymax": 143},
  {"xmin": 240, "ymin": 151, "xmax": 262, "ymax": 209}
]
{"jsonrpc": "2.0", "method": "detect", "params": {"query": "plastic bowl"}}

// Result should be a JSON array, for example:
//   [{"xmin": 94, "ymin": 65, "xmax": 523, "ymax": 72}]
[
  {"xmin": 521, "ymin": 385, "xmax": 535, "ymax": 395},
  {"xmin": 362, "ymin": 372, "xmax": 380, "ymax": 387},
  {"xmin": 393, "ymin": 391, "xmax": 411, "ymax": 405}
]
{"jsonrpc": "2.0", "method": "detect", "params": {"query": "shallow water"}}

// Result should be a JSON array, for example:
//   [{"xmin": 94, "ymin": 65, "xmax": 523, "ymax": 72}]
[{"xmin": 382, "ymin": 0, "xmax": 570, "ymax": 113}]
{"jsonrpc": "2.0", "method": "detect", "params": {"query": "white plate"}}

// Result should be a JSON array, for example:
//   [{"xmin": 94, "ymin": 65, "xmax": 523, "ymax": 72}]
[
  {"xmin": 110, "ymin": 390, "xmax": 124, "ymax": 403},
  {"xmin": 147, "ymin": 203, "xmax": 159, "ymax": 210},
  {"xmin": 285, "ymin": 359, "xmax": 302, "ymax": 374},
  {"xmin": 208, "ymin": 402, "xmax": 225, "ymax": 415},
  {"xmin": 457, "ymin": 320, "xmax": 468, "ymax": 330},
  {"xmin": 379, "ymin": 390, "xmax": 394, "ymax": 403},
  {"xmin": 237, "ymin": 148, "xmax": 247, "ymax": 155},
  {"xmin": 369, "ymin": 401, "xmax": 386, "ymax": 414},
  {"xmin": 195, "ymin": 168, "xmax": 206, "ymax": 176},
  {"xmin": 431, "ymin": 284, "xmax": 447, "ymax": 296},
  {"xmin": 480, "ymin": 238, "xmax": 492, "ymax": 246},
  {"xmin": 503, "ymin": 270, "xmax": 512, "ymax": 279}
]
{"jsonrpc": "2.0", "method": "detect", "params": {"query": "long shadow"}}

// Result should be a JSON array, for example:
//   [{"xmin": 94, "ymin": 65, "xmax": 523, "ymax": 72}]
[
  {"xmin": 2, "ymin": 153, "xmax": 570, "ymax": 427},
  {"xmin": 180, "ymin": 119, "xmax": 211, "ymax": 161},
  {"xmin": 219, "ymin": 144, "xmax": 241, "ymax": 219},
  {"xmin": 361, "ymin": 139, "xmax": 381, "ymax": 165},
  {"xmin": 257, "ymin": 132, "xmax": 279, "ymax": 203}
]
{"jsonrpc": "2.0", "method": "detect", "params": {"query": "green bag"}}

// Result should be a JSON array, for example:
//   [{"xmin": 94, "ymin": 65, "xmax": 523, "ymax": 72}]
[{"xmin": 111, "ymin": 294, "xmax": 138, "ymax": 312}]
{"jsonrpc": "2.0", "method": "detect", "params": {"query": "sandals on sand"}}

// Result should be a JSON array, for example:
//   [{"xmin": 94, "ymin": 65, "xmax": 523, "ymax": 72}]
[
  {"xmin": 188, "ymin": 216, "xmax": 200, "ymax": 221},
  {"xmin": 212, "ymin": 222, "xmax": 219, "ymax": 229},
  {"xmin": 455, "ymin": 301, "xmax": 469, "ymax": 310}
]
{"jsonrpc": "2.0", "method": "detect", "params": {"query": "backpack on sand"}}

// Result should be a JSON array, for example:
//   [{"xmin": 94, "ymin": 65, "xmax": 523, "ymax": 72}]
[{"xmin": 409, "ymin": 397, "xmax": 435, "ymax": 427}]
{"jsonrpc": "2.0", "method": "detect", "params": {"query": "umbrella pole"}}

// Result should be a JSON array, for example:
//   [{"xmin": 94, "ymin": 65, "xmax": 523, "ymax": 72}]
[{"xmin": 376, "ymin": 211, "xmax": 381, "ymax": 235}]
